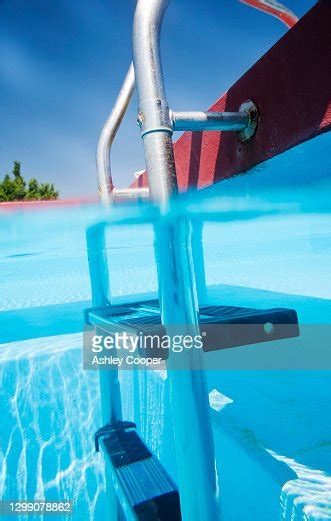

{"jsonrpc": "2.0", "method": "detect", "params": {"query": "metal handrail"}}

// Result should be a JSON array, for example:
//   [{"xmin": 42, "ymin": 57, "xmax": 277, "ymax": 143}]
[
  {"xmin": 96, "ymin": 2, "xmax": 258, "ymax": 519},
  {"xmin": 132, "ymin": 2, "xmax": 222, "ymax": 521},
  {"xmin": 97, "ymin": 33, "xmax": 256, "ymax": 206},
  {"xmin": 132, "ymin": 1, "xmax": 258, "ymax": 519},
  {"xmin": 171, "ymin": 109, "xmax": 249, "ymax": 131},
  {"xmin": 96, "ymin": 63, "xmax": 150, "ymax": 204},
  {"xmin": 132, "ymin": 1, "xmax": 257, "ymax": 203}
]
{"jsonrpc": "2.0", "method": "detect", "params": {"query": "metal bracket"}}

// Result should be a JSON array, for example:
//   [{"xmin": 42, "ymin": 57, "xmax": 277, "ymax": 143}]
[
  {"xmin": 237, "ymin": 99, "xmax": 259, "ymax": 142},
  {"xmin": 94, "ymin": 420, "xmax": 136, "ymax": 452}
]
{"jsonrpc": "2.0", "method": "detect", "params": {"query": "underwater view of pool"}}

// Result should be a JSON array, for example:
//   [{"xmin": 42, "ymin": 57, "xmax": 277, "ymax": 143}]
[{"xmin": 1, "ymin": 135, "xmax": 331, "ymax": 520}]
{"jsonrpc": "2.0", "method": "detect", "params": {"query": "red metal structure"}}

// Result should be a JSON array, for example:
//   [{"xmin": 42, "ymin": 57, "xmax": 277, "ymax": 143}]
[{"xmin": 131, "ymin": 1, "xmax": 330, "ymax": 192}]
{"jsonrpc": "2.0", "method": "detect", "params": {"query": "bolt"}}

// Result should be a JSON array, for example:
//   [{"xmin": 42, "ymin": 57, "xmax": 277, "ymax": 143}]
[
  {"xmin": 137, "ymin": 112, "xmax": 144, "ymax": 127},
  {"xmin": 264, "ymin": 322, "xmax": 274, "ymax": 335},
  {"xmin": 249, "ymin": 108, "xmax": 258, "ymax": 121}
]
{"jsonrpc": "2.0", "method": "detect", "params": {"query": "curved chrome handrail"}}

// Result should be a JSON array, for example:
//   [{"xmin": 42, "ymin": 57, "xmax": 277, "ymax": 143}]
[
  {"xmin": 133, "ymin": 0, "xmax": 177, "ymax": 204},
  {"xmin": 97, "ymin": 3, "xmax": 256, "ymax": 517},
  {"xmin": 132, "ymin": 1, "xmax": 257, "ymax": 203},
  {"xmin": 96, "ymin": 63, "xmax": 150, "ymax": 204},
  {"xmin": 132, "ymin": 2, "xmax": 219, "ymax": 520},
  {"xmin": 97, "ymin": 10, "xmax": 255, "ymax": 205}
]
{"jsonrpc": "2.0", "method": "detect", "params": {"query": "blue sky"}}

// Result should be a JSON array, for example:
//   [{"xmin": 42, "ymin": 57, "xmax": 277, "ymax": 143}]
[{"xmin": 0, "ymin": 0, "xmax": 315, "ymax": 198}]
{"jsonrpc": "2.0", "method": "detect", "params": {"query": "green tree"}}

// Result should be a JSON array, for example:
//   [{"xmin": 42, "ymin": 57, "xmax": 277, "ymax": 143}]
[
  {"xmin": 26, "ymin": 178, "xmax": 40, "ymax": 200},
  {"xmin": 12, "ymin": 161, "xmax": 22, "ymax": 179},
  {"xmin": 0, "ymin": 162, "xmax": 59, "ymax": 201},
  {"xmin": 38, "ymin": 182, "xmax": 59, "ymax": 200},
  {"xmin": 0, "ymin": 174, "xmax": 15, "ymax": 201},
  {"xmin": 12, "ymin": 161, "xmax": 26, "ymax": 200}
]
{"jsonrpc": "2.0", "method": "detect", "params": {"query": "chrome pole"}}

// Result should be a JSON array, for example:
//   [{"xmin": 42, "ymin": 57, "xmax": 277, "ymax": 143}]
[
  {"xmin": 172, "ymin": 110, "xmax": 249, "ymax": 131},
  {"xmin": 133, "ymin": 0, "xmax": 176, "ymax": 204},
  {"xmin": 96, "ymin": 63, "xmax": 135, "ymax": 204},
  {"xmin": 113, "ymin": 187, "xmax": 150, "ymax": 200},
  {"xmin": 133, "ymin": 1, "xmax": 219, "ymax": 520},
  {"xmin": 95, "ymin": 64, "xmax": 137, "ymax": 521}
]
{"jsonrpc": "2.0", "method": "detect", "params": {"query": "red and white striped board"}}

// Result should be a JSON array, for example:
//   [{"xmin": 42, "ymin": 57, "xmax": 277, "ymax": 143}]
[{"xmin": 239, "ymin": 0, "xmax": 298, "ymax": 28}]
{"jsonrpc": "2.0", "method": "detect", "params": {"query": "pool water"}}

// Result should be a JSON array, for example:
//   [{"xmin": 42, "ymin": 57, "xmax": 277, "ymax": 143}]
[{"xmin": 1, "ymin": 134, "xmax": 331, "ymax": 520}]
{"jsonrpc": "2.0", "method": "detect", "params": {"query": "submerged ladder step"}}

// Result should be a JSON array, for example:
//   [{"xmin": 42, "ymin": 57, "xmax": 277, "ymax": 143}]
[
  {"xmin": 85, "ymin": 301, "xmax": 299, "ymax": 353},
  {"xmin": 95, "ymin": 422, "xmax": 181, "ymax": 521}
]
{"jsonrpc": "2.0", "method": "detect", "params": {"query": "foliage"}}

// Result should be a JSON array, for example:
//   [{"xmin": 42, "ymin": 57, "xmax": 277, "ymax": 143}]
[{"xmin": 0, "ymin": 162, "xmax": 59, "ymax": 202}]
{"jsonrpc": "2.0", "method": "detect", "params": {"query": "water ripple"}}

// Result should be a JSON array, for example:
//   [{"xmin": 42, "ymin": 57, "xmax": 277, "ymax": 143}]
[{"xmin": 0, "ymin": 334, "xmax": 106, "ymax": 520}]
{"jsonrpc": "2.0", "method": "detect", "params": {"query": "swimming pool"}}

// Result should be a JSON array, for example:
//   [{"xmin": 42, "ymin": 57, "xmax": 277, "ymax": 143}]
[{"xmin": 1, "ymin": 134, "xmax": 330, "ymax": 520}]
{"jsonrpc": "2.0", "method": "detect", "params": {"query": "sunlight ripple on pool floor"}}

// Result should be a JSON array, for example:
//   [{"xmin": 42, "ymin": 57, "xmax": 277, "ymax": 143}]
[{"xmin": 0, "ymin": 334, "xmax": 105, "ymax": 520}]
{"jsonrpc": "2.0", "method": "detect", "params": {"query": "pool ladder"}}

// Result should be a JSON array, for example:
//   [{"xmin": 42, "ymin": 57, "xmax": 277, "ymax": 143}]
[{"xmin": 87, "ymin": 1, "xmax": 300, "ymax": 519}]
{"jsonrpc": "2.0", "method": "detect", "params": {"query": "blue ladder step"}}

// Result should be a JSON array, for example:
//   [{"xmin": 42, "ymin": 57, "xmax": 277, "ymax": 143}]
[
  {"xmin": 85, "ymin": 301, "xmax": 299, "ymax": 353},
  {"xmin": 95, "ymin": 422, "xmax": 181, "ymax": 521}
]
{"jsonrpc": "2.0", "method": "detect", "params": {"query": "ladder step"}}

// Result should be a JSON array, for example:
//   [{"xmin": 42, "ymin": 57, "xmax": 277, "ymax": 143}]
[
  {"xmin": 199, "ymin": 304, "xmax": 299, "ymax": 351},
  {"xmin": 97, "ymin": 423, "xmax": 181, "ymax": 520},
  {"xmin": 85, "ymin": 302, "xmax": 299, "ymax": 353},
  {"xmin": 103, "ymin": 428, "xmax": 151, "ymax": 467}
]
